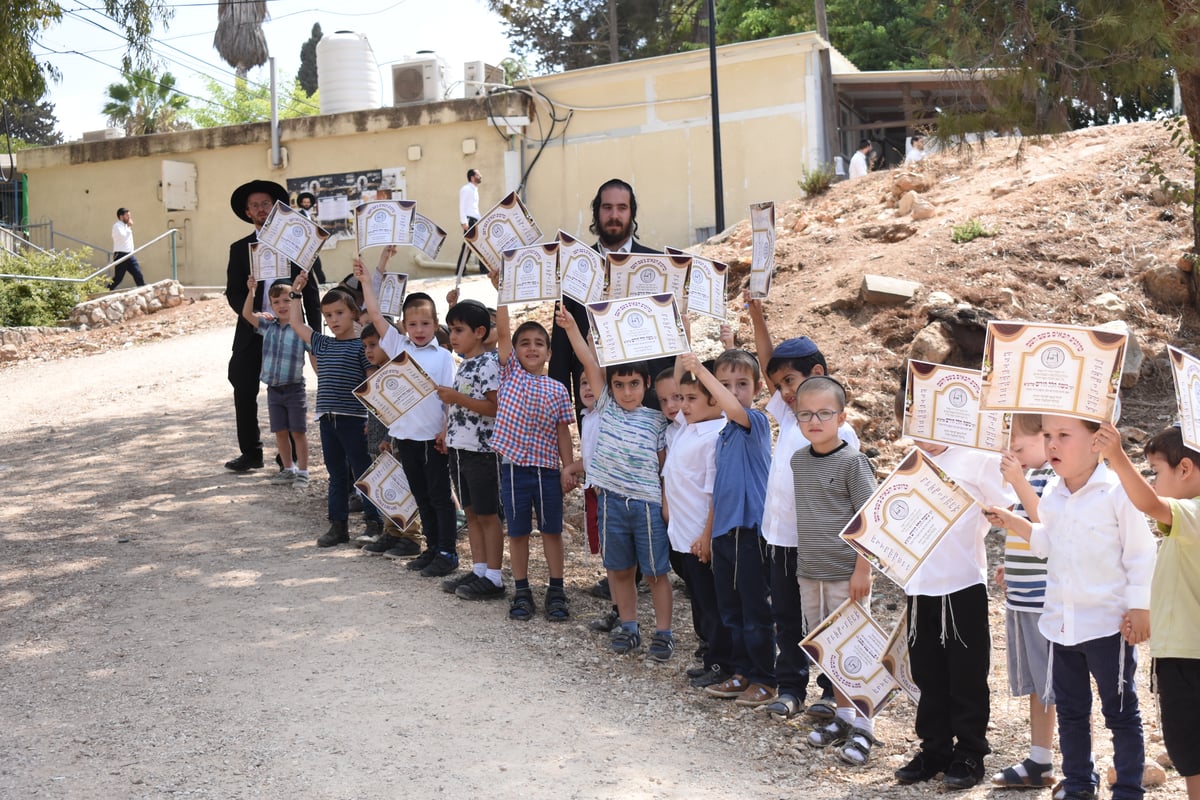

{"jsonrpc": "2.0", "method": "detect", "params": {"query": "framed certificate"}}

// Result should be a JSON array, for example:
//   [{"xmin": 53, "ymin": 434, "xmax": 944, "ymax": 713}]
[
  {"xmin": 749, "ymin": 201, "xmax": 776, "ymax": 299},
  {"xmin": 411, "ymin": 213, "xmax": 446, "ymax": 260},
  {"xmin": 903, "ymin": 360, "xmax": 1010, "ymax": 451},
  {"xmin": 352, "ymin": 351, "xmax": 437, "ymax": 428},
  {"xmin": 585, "ymin": 294, "xmax": 690, "ymax": 367},
  {"xmin": 557, "ymin": 230, "xmax": 606, "ymax": 305},
  {"xmin": 979, "ymin": 321, "xmax": 1126, "ymax": 423},
  {"xmin": 354, "ymin": 200, "xmax": 416, "ymax": 251},
  {"xmin": 606, "ymin": 252, "xmax": 691, "ymax": 309},
  {"xmin": 355, "ymin": 452, "xmax": 419, "ymax": 530},
  {"xmin": 667, "ymin": 246, "xmax": 727, "ymax": 320},
  {"xmin": 498, "ymin": 242, "xmax": 560, "ymax": 306},
  {"xmin": 248, "ymin": 242, "xmax": 290, "ymax": 282},
  {"xmin": 464, "ymin": 191, "xmax": 542, "ymax": 275},
  {"xmin": 1169, "ymin": 345, "xmax": 1200, "ymax": 451},
  {"xmin": 258, "ymin": 201, "xmax": 330, "ymax": 272},
  {"xmin": 800, "ymin": 598, "xmax": 901, "ymax": 719},
  {"xmin": 378, "ymin": 272, "xmax": 409, "ymax": 319},
  {"xmin": 880, "ymin": 611, "xmax": 921, "ymax": 704},
  {"xmin": 840, "ymin": 448, "xmax": 978, "ymax": 589}
]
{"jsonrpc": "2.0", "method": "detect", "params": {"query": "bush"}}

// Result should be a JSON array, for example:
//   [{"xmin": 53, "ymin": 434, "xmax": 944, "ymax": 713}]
[
  {"xmin": 798, "ymin": 163, "xmax": 836, "ymax": 197},
  {"xmin": 0, "ymin": 249, "xmax": 107, "ymax": 327},
  {"xmin": 951, "ymin": 218, "xmax": 997, "ymax": 244}
]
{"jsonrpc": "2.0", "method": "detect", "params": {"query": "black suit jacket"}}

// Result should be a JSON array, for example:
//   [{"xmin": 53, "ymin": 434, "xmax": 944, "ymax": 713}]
[{"xmin": 225, "ymin": 231, "xmax": 323, "ymax": 355}]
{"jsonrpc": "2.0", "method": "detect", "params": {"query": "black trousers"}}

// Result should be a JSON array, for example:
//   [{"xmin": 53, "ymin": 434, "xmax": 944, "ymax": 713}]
[
  {"xmin": 110, "ymin": 252, "xmax": 145, "ymax": 289},
  {"xmin": 228, "ymin": 344, "xmax": 263, "ymax": 459},
  {"xmin": 394, "ymin": 439, "xmax": 456, "ymax": 555},
  {"xmin": 457, "ymin": 216, "xmax": 481, "ymax": 273},
  {"xmin": 678, "ymin": 551, "xmax": 733, "ymax": 671}
]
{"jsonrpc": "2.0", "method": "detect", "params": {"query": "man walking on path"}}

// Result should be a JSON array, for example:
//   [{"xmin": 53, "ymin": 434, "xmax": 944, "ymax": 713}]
[{"xmin": 109, "ymin": 207, "xmax": 146, "ymax": 290}]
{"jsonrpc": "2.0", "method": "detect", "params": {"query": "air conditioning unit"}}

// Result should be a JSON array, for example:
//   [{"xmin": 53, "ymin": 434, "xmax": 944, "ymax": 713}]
[
  {"xmin": 82, "ymin": 128, "xmax": 126, "ymax": 142},
  {"xmin": 463, "ymin": 61, "xmax": 505, "ymax": 98},
  {"xmin": 391, "ymin": 54, "xmax": 447, "ymax": 106}
]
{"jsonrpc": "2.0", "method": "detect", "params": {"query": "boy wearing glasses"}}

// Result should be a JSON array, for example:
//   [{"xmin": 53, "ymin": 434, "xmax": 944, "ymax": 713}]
[{"xmin": 789, "ymin": 375, "xmax": 879, "ymax": 766}]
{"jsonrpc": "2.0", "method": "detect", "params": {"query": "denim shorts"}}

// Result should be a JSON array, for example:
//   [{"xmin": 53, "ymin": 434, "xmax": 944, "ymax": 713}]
[
  {"xmin": 499, "ymin": 462, "xmax": 562, "ymax": 538},
  {"xmin": 267, "ymin": 382, "xmax": 307, "ymax": 433},
  {"xmin": 598, "ymin": 489, "xmax": 670, "ymax": 577}
]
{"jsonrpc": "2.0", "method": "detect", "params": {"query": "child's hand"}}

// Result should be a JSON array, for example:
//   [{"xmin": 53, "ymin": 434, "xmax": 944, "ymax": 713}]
[
  {"xmin": 554, "ymin": 305, "xmax": 577, "ymax": 333},
  {"xmin": 994, "ymin": 565, "xmax": 1006, "ymax": 589},
  {"xmin": 1122, "ymin": 608, "xmax": 1150, "ymax": 645},
  {"xmin": 999, "ymin": 449, "xmax": 1025, "ymax": 484},
  {"xmin": 678, "ymin": 350, "xmax": 701, "ymax": 374},
  {"xmin": 1095, "ymin": 422, "xmax": 1123, "ymax": 461},
  {"xmin": 560, "ymin": 465, "xmax": 579, "ymax": 494},
  {"xmin": 434, "ymin": 432, "xmax": 447, "ymax": 455},
  {"xmin": 446, "ymin": 287, "xmax": 460, "ymax": 306},
  {"xmin": 849, "ymin": 562, "xmax": 872, "ymax": 601},
  {"xmin": 690, "ymin": 534, "xmax": 712, "ymax": 564},
  {"xmin": 352, "ymin": 257, "xmax": 366, "ymax": 280},
  {"xmin": 246, "ymin": 274, "xmax": 257, "ymax": 291},
  {"xmin": 983, "ymin": 505, "xmax": 1020, "ymax": 531},
  {"xmin": 719, "ymin": 323, "xmax": 735, "ymax": 351},
  {"xmin": 434, "ymin": 386, "xmax": 457, "ymax": 404},
  {"xmin": 487, "ymin": 267, "xmax": 500, "ymax": 290},
  {"xmin": 292, "ymin": 270, "xmax": 309, "ymax": 292},
  {"xmin": 742, "ymin": 288, "xmax": 762, "ymax": 315},
  {"xmin": 379, "ymin": 440, "xmax": 391, "ymax": 454}
]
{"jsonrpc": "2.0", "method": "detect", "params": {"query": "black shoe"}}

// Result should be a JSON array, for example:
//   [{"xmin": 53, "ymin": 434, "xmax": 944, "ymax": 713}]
[
  {"xmin": 224, "ymin": 453, "xmax": 264, "ymax": 472},
  {"xmin": 589, "ymin": 608, "xmax": 620, "ymax": 632},
  {"xmin": 895, "ymin": 751, "xmax": 949, "ymax": 785},
  {"xmin": 441, "ymin": 570, "xmax": 479, "ymax": 594},
  {"xmin": 355, "ymin": 520, "xmax": 382, "ymax": 546},
  {"xmin": 382, "ymin": 538, "xmax": 422, "ymax": 559},
  {"xmin": 363, "ymin": 534, "xmax": 400, "ymax": 555},
  {"xmin": 943, "ymin": 756, "xmax": 984, "ymax": 790},
  {"xmin": 456, "ymin": 575, "xmax": 506, "ymax": 600},
  {"xmin": 317, "ymin": 520, "xmax": 349, "ymax": 548},
  {"xmin": 406, "ymin": 549, "xmax": 437, "ymax": 571},
  {"xmin": 348, "ymin": 494, "xmax": 364, "ymax": 513},
  {"xmin": 1061, "ymin": 791, "xmax": 1096, "ymax": 800},
  {"xmin": 688, "ymin": 665, "xmax": 729, "ymax": 688},
  {"xmin": 588, "ymin": 577, "xmax": 611, "ymax": 600},
  {"xmin": 419, "ymin": 553, "xmax": 458, "ymax": 577}
]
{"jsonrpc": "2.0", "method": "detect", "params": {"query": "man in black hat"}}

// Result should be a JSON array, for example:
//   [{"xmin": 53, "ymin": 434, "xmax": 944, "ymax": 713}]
[{"xmin": 223, "ymin": 179, "xmax": 323, "ymax": 472}]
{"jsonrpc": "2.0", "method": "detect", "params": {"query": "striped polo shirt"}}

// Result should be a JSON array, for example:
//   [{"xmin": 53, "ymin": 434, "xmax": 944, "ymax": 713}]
[
  {"xmin": 1004, "ymin": 465, "xmax": 1054, "ymax": 612},
  {"xmin": 790, "ymin": 441, "xmax": 878, "ymax": 581}
]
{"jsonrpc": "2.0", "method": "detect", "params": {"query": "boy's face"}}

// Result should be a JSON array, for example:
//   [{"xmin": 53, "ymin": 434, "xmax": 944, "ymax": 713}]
[
  {"xmin": 610, "ymin": 372, "xmax": 646, "ymax": 411},
  {"xmin": 448, "ymin": 321, "xmax": 484, "ymax": 357},
  {"xmin": 1147, "ymin": 453, "xmax": 1192, "ymax": 499},
  {"xmin": 1042, "ymin": 414, "xmax": 1100, "ymax": 488},
  {"xmin": 680, "ymin": 383, "xmax": 719, "ymax": 423},
  {"xmin": 362, "ymin": 334, "xmax": 387, "ymax": 366},
  {"xmin": 715, "ymin": 363, "xmax": 758, "ymax": 408},
  {"xmin": 768, "ymin": 366, "xmax": 808, "ymax": 406},
  {"xmin": 794, "ymin": 388, "xmax": 845, "ymax": 450},
  {"xmin": 1009, "ymin": 430, "xmax": 1047, "ymax": 471},
  {"xmin": 514, "ymin": 329, "xmax": 549, "ymax": 373},
  {"xmin": 269, "ymin": 292, "xmax": 291, "ymax": 321},
  {"xmin": 578, "ymin": 375, "xmax": 596, "ymax": 409},
  {"xmin": 655, "ymin": 376, "xmax": 682, "ymax": 420},
  {"xmin": 403, "ymin": 305, "xmax": 438, "ymax": 347},
  {"xmin": 322, "ymin": 299, "xmax": 357, "ymax": 339}
]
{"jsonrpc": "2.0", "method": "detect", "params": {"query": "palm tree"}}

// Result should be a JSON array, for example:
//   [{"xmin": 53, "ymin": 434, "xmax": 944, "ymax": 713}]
[
  {"xmin": 214, "ymin": 0, "xmax": 269, "ymax": 79},
  {"xmin": 102, "ymin": 69, "xmax": 190, "ymax": 136}
]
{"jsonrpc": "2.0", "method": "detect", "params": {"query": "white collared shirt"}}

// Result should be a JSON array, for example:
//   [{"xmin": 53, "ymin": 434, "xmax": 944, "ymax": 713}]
[
  {"xmin": 663, "ymin": 413, "xmax": 726, "ymax": 552},
  {"xmin": 380, "ymin": 326, "xmax": 454, "ymax": 440},
  {"xmin": 598, "ymin": 237, "xmax": 632, "ymax": 258}
]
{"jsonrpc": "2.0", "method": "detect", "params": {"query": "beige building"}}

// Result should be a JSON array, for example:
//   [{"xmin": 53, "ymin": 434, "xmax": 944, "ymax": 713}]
[{"xmin": 16, "ymin": 32, "xmax": 972, "ymax": 286}]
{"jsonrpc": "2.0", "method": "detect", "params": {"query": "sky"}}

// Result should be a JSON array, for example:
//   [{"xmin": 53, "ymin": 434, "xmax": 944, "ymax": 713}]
[{"xmin": 37, "ymin": 0, "xmax": 515, "ymax": 141}]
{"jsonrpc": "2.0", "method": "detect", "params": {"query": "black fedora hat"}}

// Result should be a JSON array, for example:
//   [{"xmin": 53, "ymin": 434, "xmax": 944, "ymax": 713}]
[
  {"xmin": 230, "ymin": 179, "xmax": 288, "ymax": 224},
  {"xmin": 297, "ymin": 191, "xmax": 317, "ymax": 206}
]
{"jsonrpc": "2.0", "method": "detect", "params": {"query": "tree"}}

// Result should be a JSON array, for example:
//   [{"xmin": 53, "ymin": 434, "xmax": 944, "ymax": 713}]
[
  {"xmin": 214, "ymin": 0, "xmax": 269, "ymax": 79},
  {"xmin": 185, "ymin": 75, "xmax": 319, "ymax": 128},
  {"xmin": 297, "ymin": 23, "xmax": 322, "ymax": 96},
  {"xmin": 1, "ymin": 2, "xmax": 172, "ymax": 102},
  {"xmin": 3, "ymin": 97, "xmax": 63, "ymax": 147},
  {"xmin": 102, "ymin": 69, "xmax": 190, "ymax": 136}
]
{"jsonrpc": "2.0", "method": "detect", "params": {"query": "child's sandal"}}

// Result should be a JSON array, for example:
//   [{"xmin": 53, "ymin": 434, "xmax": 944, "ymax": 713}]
[
  {"xmin": 508, "ymin": 589, "xmax": 535, "ymax": 621},
  {"xmin": 805, "ymin": 716, "xmax": 851, "ymax": 749},
  {"xmin": 806, "ymin": 698, "xmax": 837, "ymax": 721},
  {"xmin": 544, "ymin": 587, "xmax": 570, "ymax": 622},
  {"xmin": 764, "ymin": 693, "xmax": 801, "ymax": 720},
  {"xmin": 837, "ymin": 728, "xmax": 877, "ymax": 766},
  {"xmin": 991, "ymin": 759, "xmax": 1056, "ymax": 788}
]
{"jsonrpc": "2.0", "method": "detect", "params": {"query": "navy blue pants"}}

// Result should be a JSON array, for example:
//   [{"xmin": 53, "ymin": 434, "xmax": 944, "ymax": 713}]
[
  {"xmin": 319, "ymin": 413, "xmax": 380, "ymax": 524},
  {"xmin": 678, "ymin": 551, "xmax": 733, "ymax": 671},
  {"xmin": 711, "ymin": 528, "xmax": 775, "ymax": 686}
]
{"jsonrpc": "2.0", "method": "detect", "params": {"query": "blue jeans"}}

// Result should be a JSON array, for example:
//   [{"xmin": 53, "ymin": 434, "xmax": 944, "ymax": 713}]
[
  {"xmin": 711, "ymin": 528, "xmax": 776, "ymax": 686},
  {"xmin": 319, "ymin": 413, "xmax": 380, "ymax": 523},
  {"xmin": 1054, "ymin": 633, "xmax": 1143, "ymax": 800}
]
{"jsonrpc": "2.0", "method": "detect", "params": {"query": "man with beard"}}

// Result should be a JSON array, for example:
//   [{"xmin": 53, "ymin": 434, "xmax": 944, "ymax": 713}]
[{"xmin": 223, "ymin": 179, "xmax": 323, "ymax": 472}]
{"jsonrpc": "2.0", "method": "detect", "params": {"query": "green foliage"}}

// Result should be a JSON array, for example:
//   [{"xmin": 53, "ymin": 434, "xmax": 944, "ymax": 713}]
[
  {"xmin": 797, "ymin": 163, "xmax": 835, "ymax": 197},
  {"xmin": 1140, "ymin": 115, "xmax": 1197, "ymax": 207},
  {"xmin": 950, "ymin": 218, "xmax": 996, "ymax": 244},
  {"xmin": 0, "ymin": 249, "xmax": 106, "ymax": 327},
  {"xmin": 185, "ymin": 74, "xmax": 319, "ymax": 128},
  {"xmin": 296, "ymin": 23, "xmax": 322, "ymax": 96},
  {"xmin": 2, "ymin": 96, "xmax": 62, "ymax": 146},
  {"xmin": 103, "ymin": 68, "xmax": 190, "ymax": 136}
]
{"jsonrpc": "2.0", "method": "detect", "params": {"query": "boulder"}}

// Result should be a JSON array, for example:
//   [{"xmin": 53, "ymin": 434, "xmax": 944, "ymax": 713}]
[
  {"xmin": 1096, "ymin": 320, "xmax": 1144, "ymax": 389},
  {"xmin": 911, "ymin": 199, "xmax": 937, "ymax": 220},
  {"xmin": 858, "ymin": 223, "xmax": 917, "ymax": 242},
  {"xmin": 1143, "ymin": 264, "xmax": 1191, "ymax": 306},
  {"xmin": 898, "ymin": 190, "xmax": 919, "ymax": 216},
  {"xmin": 924, "ymin": 291, "xmax": 955, "ymax": 308},
  {"xmin": 1088, "ymin": 292, "xmax": 1128, "ymax": 316},
  {"xmin": 862, "ymin": 274, "xmax": 921, "ymax": 305},
  {"xmin": 908, "ymin": 321, "xmax": 957, "ymax": 364},
  {"xmin": 891, "ymin": 172, "xmax": 932, "ymax": 197},
  {"xmin": 927, "ymin": 305, "xmax": 996, "ymax": 360}
]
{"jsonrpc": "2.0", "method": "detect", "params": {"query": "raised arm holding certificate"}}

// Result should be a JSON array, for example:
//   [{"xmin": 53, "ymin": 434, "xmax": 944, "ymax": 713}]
[
  {"xmin": 1169, "ymin": 345, "xmax": 1200, "ymax": 451},
  {"xmin": 498, "ymin": 242, "xmax": 560, "ymax": 306},
  {"xmin": 354, "ymin": 200, "xmax": 416, "ymax": 251},
  {"xmin": 799, "ymin": 598, "xmax": 901, "ymax": 718},
  {"xmin": 748, "ymin": 201, "xmax": 776, "ymax": 299},
  {"xmin": 840, "ymin": 448, "xmax": 978, "ymax": 589},
  {"xmin": 463, "ymin": 191, "xmax": 542, "ymax": 275},
  {"xmin": 557, "ymin": 230, "xmax": 606, "ymax": 305},
  {"xmin": 979, "ymin": 321, "xmax": 1126, "ymax": 423},
  {"xmin": 353, "ymin": 351, "xmax": 437, "ymax": 428},
  {"xmin": 411, "ymin": 213, "xmax": 446, "ymax": 260},
  {"xmin": 666, "ymin": 246, "xmax": 727, "ymax": 320},
  {"xmin": 257, "ymin": 201, "xmax": 330, "ymax": 272},
  {"xmin": 605, "ymin": 252, "xmax": 691, "ymax": 309},
  {"xmin": 355, "ymin": 452, "xmax": 419, "ymax": 530},
  {"xmin": 585, "ymin": 294, "xmax": 689, "ymax": 367},
  {"xmin": 903, "ymin": 360, "xmax": 1009, "ymax": 451},
  {"xmin": 248, "ymin": 242, "xmax": 290, "ymax": 282},
  {"xmin": 378, "ymin": 272, "xmax": 409, "ymax": 319}
]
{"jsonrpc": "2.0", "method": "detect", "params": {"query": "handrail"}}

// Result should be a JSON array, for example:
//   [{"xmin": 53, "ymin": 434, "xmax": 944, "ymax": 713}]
[{"xmin": 0, "ymin": 228, "xmax": 179, "ymax": 283}]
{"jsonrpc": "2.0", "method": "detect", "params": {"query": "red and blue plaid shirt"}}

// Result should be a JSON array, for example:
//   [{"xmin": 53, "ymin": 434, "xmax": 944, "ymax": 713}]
[{"xmin": 491, "ymin": 357, "xmax": 573, "ymax": 469}]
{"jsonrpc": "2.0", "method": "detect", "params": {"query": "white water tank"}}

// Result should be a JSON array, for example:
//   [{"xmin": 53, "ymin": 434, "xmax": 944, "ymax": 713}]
[{"xmin": 317, "ymin": 31, "xmax": 381, "ymax": 115}]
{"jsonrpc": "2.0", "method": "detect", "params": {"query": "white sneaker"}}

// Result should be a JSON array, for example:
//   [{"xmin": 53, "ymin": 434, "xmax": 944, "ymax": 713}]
[
  {"xmin": 269, "ymin": 469, "xmax": 296, "ymax": 485},
  {"xmin": 293, "ymin": 472, "xmax": 310, "ymax": 488}
]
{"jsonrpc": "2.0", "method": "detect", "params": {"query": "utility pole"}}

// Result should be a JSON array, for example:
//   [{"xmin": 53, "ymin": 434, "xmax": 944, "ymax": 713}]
[
  {"xmin": 608, "ymin": 0, "xmax": 619, "ymax": 63},
  {"xmin": 707, "ymin": 0, "xmax": 725, "ymax": 232},
  {"xmin": 814, "ymin": 0, "xmax": 840, "ymax": 165}
]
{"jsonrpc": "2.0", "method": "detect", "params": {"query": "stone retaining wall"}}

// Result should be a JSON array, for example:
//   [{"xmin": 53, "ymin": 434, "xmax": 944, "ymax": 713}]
[{"xmin": 67, "ymin": 279, "xmax": 185, "ymax": 329}]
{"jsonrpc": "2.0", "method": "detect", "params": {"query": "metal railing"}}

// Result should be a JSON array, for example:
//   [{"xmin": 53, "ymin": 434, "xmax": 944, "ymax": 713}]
[{"xmin": 0, "ymin": 228, "xmax": 179, "ymax": 283}]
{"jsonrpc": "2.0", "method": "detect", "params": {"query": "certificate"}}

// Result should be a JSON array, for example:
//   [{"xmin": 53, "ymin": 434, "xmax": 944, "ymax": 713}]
[
  {"xmin": 248, "ymin": 242, "xmax": 290, "ymax": 282},
  {"xmin": 840, "ymin": 448, "xmax": 978, "ymax": 589},
  {"xmin": 354, "ymin": 200, "xmax": 416, "ymax": 251},
  {"xmin": 464, "ymin": 191, "xmax": 542, "ymax": 275},
  {"xmin": 378, "ymin": 272, "xmax": 409, "ymax": 319},
  {"xmin": 585, "ymin": 294, "xmax": 690, "ymax": 367},
  {"xmin": 557, "ymin": 230, "xmax": 606, "ymax": 305},
  {"xmin": 606, "ymin": 252, "xmax": 691, "ymax": 309},
  {"xmin": 1169, "ymin": 345, "xmax": 1200, "ymax": 451},
  {"xmin": 352, "ymin": 351, "xmax": 437, "ymax": 428},
  {"xmin": 498, "ymin": 242, "xmax": 560, "ymax": 306},
  {"xmin": 979, "ymin": 321, "xmax": 1126, "ymax": 423},
  {"xmin": 667, "ymin": 246, "xmax": 727, "ymax": 320},
  {"xmin": 799, "ymin": 598, "xmax": 901, "ymax": 718},
  {"xmin": 354, "ymin": 452, "xmax": 419, "ymax": 530},
  {"xmin": 411, "ymin": 213, "xmax": 446, "ymax": 260},
  {"xmin": 904, "ymin": 360, "xmax": 1010, "ymax": 452},
  {"xmin": 880, "ymin": 612, "xmax": 921, "ymax": 704},
  {"xmin": 258, "ymin": 201, "xmax": 330, "ymax": 272},
  {"xmin": 748, "ymin": 201, "xmax": 776, "ymax": 299}
]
